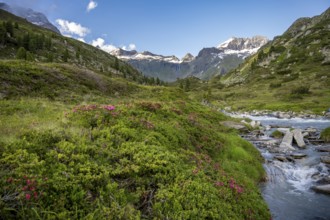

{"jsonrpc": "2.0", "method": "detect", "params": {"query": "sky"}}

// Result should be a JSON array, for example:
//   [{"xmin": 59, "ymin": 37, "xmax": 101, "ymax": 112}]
[{"xmin": 2, "ymin": 0, "xmax": 330, "ymax": 58}]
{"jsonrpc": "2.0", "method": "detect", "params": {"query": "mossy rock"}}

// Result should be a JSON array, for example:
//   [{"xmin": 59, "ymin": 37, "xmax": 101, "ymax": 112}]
[{"xmin": 270, "ymin": 130, "xmax": 284, "ymax": 138}]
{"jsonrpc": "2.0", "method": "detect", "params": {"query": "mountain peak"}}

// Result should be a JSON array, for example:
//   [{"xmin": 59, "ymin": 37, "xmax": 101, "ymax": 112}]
[
  {"xmin": 182, "ymin": 53, "xmax": 195, "ymax": 62},
  {"xmin": 0, "ymin": 3, "xmax": 60, "ymax": 34},
  {"xmin": 217, "ymin": 36, "xmax": 269, "ymax": 51}
]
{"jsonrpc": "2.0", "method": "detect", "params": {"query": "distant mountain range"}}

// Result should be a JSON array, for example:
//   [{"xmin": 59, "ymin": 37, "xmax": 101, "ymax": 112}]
[
  {"xmin": 0, "ymin": 2, "xmax": 60, "ymax": 34},
  {"xmin": 0, "ymin": 2, "xmax": 268, "ymax": 82},
  {"xmin": 112, "ymin": 36, "xmax": 269, "ymax": 81}
]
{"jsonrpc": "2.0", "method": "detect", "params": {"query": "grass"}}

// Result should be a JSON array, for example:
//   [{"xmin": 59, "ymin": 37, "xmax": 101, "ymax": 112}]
[
  {"xmin": 0, "ymin": 59, "xmax": 271, "ymax": 219},
  {"xmin": 270, "ymin": 130, "xmax": 284, "ymax": 138},
  {"xmin": 321, "ymin": 127, "xmax": 330, "ymax": 142}
]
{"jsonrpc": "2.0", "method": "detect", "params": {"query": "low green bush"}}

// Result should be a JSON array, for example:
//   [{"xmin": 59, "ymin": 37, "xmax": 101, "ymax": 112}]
[
  {"xmin": 0, "ymin": 100, "xmax": 270, "ymax": 219},
  {"xmin": 321, "ymin": 127, "xmax": 330, "ymax": 142},
  {"xmin": 271, "ymin": 130, "xmax": 284, "ymax": 138}
]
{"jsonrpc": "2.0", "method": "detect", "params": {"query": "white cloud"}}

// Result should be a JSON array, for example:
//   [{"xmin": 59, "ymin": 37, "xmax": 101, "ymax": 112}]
[
  {"xmin": 122, "ymin": 44, "xmax": 136, "ymax": 51},
  {"xmin": 56, "ymin": 19, "xmax": 90, "ymax": 37},
  {"xmin": 91, "ymin": 38, "xmax": 117, "ymax": 53},
  {"xmin": 87, "ymin": 0, "xmax": 98, "ymax": 12}
]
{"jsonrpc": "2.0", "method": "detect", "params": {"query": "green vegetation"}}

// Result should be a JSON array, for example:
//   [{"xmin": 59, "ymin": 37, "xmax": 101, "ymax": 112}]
[
  {"xmin": 270, "ymin": 130, "xmax": 284, "ymax": 139},
  {"xmin": 321, "ymin": 127, "xmax": 330, "ymax": 142},
  {"xmin": 0, "ymin": 9, "xmax": 270, "ymax": 219}
]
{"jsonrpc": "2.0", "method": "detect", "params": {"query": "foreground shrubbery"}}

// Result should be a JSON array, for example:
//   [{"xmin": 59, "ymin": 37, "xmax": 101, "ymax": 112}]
[{"xmin": 0, "ymin": 100, "xmax": 270, "ymax": 219}]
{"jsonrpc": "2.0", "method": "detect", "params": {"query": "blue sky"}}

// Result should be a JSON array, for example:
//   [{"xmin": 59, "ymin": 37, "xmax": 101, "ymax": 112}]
[{"xmin": 3, "ymin": 0, "xmax": 330, "ymax": 58}]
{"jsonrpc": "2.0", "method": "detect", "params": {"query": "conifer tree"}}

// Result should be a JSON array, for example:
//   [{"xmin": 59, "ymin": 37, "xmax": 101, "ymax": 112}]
[{"xmin": 16, "ymin": 47, "xmax": 27, "ymax": 60}]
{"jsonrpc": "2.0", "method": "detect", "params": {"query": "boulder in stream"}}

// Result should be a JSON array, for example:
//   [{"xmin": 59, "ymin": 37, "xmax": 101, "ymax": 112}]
[
  {"xmin": 274, "ymin": 155, "xmax": 288, "ymax": 162},
  {"xmin": 290, "ymin": 153, "xmax": 307, "ymax": 159},
  {"xmin": 279, "ymin": 131, "xmax": 295, "ymax": 152},
  {"xmin": 315, "ymin": 147, "xmax": 330, "ymax": 152},
  {"xmin": 311, "ymin": 184, "xmax": 330, "ymax": 194},
  {"xmin": 293, "ymin": 129, "xmax": 306, "ymax": 148},
  {"xmin": 320, "ymin": 156, "xmax": 330, "ymax": 164}
]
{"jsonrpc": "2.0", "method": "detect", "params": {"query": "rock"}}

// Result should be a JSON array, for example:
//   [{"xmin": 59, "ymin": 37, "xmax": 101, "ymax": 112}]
[
  {"xmin": 293, "ymin": 129, "xmax": 306, "ymax": 148},
  {"xmin": 279, "ymin": 131, "xmax": 295, "ymax": 151},
  {"xmin": 320, "ymin": 156, "xmax": 330, "ymax": 164},
  {"xmin": 250, "ymin": 120, "xmax": 260, "ymax": 128},
  {"xmin": 221, "ymin": 121, "xmax": 247, "ymax": 131},
  {"xmin": 274, "ymin": 155, "xmax": 288, "ymax": 162},
  {"xmin": 315, "ymin": 147, "xmax": 330, "ymax": 152},
  {"xmin": 265, "ymin": 125, "xmax": 272, "ymax": 131},
  {"xmin": 286, "ymin": 156, "xmax": 295, "ymax": 162},
  {"xmin": 265, "ymin": 139, "xmax": 279, "ymax": 146},
  {"xmin": 312, "ymin": 173, "xmax": 321, "ymax": 180},
  {"xmin": 305, "ymin": 127, "xmax": 318, "ymax": 133},
  {"xmin": 316, "ymin": 176, "xmax": 330, "ymax": 184},
  {"xmin": 311, "ymin": 184, "xmax": 330, "ymax": 194},
  {"xmin": 278, "ymin": 112, "xmax": 291, "ymax": 119},
  {"xmin": 302, "ymin": 132, "xmax": 309, "ymax": 137},
  {"xmin": 290, "ymin": 153, "xmax": 307, "ymax": 159},
  {"xmin": 325, "ymin": 112, "xmax": 330, "ymax": 118},
  {"xmin": 277, "ymin": 128, "xmax": 290, "ymax": 134}
]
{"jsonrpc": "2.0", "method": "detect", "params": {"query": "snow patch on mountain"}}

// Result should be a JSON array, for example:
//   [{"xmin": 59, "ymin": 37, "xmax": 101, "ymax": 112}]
[
  {"xmin": 217, "ymin": 36, "xmax": 269, "ymax": 58},
  {"xmin": 111, "ymin": 48, "xmax": 181, "ymax": 63}
]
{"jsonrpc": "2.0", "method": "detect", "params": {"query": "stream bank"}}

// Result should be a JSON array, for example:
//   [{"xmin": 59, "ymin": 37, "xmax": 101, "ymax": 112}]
[{"xmin": 231, "ymin": 114, "xmax": 330, "ymax": 220}]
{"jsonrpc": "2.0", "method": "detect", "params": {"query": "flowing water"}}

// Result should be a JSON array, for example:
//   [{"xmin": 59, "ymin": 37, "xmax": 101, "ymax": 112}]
[{"xmin": 242, "ymin": 115, "xmax": 330, "ymax": 220}]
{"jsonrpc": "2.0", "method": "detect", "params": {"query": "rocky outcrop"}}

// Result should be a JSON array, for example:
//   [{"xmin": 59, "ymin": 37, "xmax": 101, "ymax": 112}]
[{"xmin": 0, "ymin": 3, "xmax": 60, "ymax": 34}]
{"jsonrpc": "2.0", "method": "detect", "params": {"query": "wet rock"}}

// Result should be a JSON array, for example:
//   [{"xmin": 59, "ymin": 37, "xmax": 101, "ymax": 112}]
[
  {"xmin": 274, "ymin": 155, "xmax": 288, "ymax": 162},
  {"xmin": 250, "ymin": 120, "xmax": 261, "ymax": 128},
  {"xmin": 265, "ymin": 125, "xmax": 272, "ymax": 131},
  {"xmin": 279, "ymin": 131, "xmax": 295, "ymax": 152},
  {"xmin": 312, "ymin": 172, "xmax": 321, "ymax": 180},
  {"xmin": 286, "ymin": 156, "xmax": 295, "ymax": 162},
  {"xmin": 293, "ymin": 129, "xmax": 306, "ymax": 148},
  {"xmin": 311, "ymin": 184, "xmax": 330, "ymax": 194},
  {"xmin": 265, "ymin": 139, "xmax": 279, "ymax": 146},
  {"xmin": 316, "ymin": 176, "xmax": 330, "ymax": 184},
  {"xmin": 305, "ymin": 127, "xmax": 318, "ymax": 133},
  {"xmin": 320, "ymin": 156, "xmax": 330, "ymax": 164},
  {"xmin": 315, "ymin": 147, "xmax": 330, "ymax": 152},
  {"xmin": 290, "ymin": 153, "xmax": 307, "ymax": 159}
]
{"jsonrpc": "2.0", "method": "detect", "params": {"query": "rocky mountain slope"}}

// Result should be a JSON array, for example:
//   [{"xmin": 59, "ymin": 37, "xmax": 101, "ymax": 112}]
[
  {"xmin": 0, "ymin": 2, "xmax": 60, "ymax": 34},
  {"xmin": 112, "ymin": 36, "xmax": 268, "ymax": 82},
  {"xmin": 210, "ymin": 7, "xmax": 330, "ymax": 113}
]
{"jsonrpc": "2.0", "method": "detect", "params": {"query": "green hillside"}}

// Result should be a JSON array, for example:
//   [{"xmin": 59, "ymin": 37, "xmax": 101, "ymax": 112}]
[
  {"xmin": 0, "ymin": 9, "xmax": 270, "ymax": 219},
  {"xmin": 207, "ymin": 8, "xmax": 330, "ymax": 113}
]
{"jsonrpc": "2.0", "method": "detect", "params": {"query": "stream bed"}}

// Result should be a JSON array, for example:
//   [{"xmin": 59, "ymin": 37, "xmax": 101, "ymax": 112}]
[{"xmin": 242, "ymin": 116, "xmax": 330, "ymax": 220}]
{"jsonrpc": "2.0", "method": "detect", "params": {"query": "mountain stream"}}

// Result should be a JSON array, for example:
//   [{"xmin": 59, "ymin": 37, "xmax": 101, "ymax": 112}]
[{"xmin": 241, "ymin": 116, "xmax": 330, "ymax": 220}]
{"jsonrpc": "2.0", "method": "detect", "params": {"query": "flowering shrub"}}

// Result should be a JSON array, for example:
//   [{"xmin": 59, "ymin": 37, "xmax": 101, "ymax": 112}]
[
  {"xmin": 102, "ymin": 105, "xmax": 115, "ymax": 111},
  {"xmin": 0, "ymin": 101, "xmax": 269, "ymax": 219}
]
